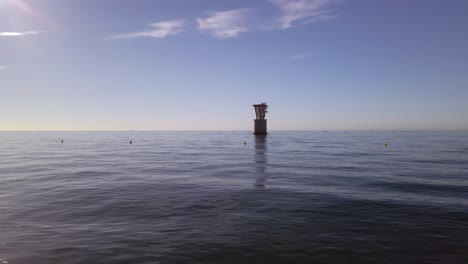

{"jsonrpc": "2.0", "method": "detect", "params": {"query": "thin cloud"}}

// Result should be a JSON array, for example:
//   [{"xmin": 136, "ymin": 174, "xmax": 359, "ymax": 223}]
[
  {"xmin": 0, "ymin": 31, "xmax": 46, "ymax": 37},
  {"xmin": 290, "ymin": 53, "xmax": 311, "ymax": 59},
  {"xmin": 269, "ymin": 0, "xmax": 336, "ymax": 29},
  {"xmin": 108, "ymin": 19, "xmax": 186, "ymax": 40},
  {"xmin": 197, "ymin": 9, "xmax": 253, "ymax": 38},
  {"xmin": 107, "ymin": 0, "xmax": 339, "ymax": 40},
  {"xmin": 0, "ymin": 66, "xmax": 6, "ymax": 70}
]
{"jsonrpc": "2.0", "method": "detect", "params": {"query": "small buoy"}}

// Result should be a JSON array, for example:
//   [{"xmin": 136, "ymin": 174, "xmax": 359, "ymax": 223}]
[
  {"xmin": 129, "ymin": 140, "xmax": 133, "ymax": 144},
  {"xmin": 243, "ymin": 141, "xmax": 247, "ymax": 145},
  {"xmin": 61, "ymin": 139, "xmax": 64, "ymax": 144},
  {"xmin": 384, "ymin": 142, "xmax": 388, "ymax": 147}
]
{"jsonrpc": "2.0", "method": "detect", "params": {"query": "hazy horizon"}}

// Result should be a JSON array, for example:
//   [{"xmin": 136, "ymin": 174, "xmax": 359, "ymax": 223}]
[
  {"xmin": 2, "ymin": 0, "xmax": 468, "ymax": 131},
  {"xmin": 1, "ymin": 129, "xmax": 467, "ymax": 132}
]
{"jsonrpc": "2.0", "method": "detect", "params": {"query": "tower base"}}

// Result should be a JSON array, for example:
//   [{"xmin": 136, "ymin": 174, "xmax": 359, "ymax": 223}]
[{"xmin": 254, "ymin": 119, "xmax": 267, "ymax": 134}]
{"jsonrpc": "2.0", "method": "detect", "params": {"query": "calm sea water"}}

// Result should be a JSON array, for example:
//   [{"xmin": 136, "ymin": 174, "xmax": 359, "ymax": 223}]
[{"xmin": 0, "ymin": 131, "xmax": 467, "ymax": 264}]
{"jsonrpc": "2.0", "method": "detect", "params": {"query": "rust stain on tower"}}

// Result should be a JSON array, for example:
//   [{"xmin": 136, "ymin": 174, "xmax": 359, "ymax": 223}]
[{"xmin": 253, "ymin": 103, "xmax": 268, "ymax": 134}]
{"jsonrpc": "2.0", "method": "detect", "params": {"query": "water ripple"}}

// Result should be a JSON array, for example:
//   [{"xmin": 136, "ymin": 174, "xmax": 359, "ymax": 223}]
[{"xmin": 0, "ymin": 131, "xmax": 467, "ymax": 263}]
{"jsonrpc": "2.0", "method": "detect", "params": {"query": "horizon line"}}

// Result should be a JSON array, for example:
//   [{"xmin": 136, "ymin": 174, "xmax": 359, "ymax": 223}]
[{"xmin": 1, "ymin": 129, "xmax": 468, "ymax": 132}]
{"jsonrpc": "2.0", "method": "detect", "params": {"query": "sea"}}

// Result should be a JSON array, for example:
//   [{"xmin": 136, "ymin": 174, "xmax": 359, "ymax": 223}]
[{"xmin": 0, "ymin": 131, "xmax": 467, "ymax": 264}]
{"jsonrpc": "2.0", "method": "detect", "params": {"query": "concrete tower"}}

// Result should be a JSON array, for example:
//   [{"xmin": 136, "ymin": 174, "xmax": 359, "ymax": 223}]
[{"xmin": 253, "ymin": 103, "xmax": 268, "ymax": 134}]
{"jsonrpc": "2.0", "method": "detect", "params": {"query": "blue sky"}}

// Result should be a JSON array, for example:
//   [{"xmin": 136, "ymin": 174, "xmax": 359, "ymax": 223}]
[{"xmin": 1, "ymin": 0, "xmax": 467, "ymax": 130}]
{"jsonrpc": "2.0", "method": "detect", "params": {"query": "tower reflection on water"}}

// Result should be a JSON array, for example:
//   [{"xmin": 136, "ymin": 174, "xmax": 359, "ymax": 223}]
[{"xmin": 254, "ymin": 135, "xmax": 267, "ymax": 188}]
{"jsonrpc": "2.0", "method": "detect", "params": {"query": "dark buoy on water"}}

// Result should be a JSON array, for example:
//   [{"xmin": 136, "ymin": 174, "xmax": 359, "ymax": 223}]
[
  {"xmin": 243, "ymin": 141, "xmax": 247, "ymax": 145},
  {"xmin": 61, "ymin": 139, "xmax": 64, "ymax": 144},
  {"xmin": 384, "ymin": 142, "xmax": 388, "ymax": 147},
  {"xmin": 129, "ymin": 140, "xmax": 133, "ymax": 144},
  {"xmin": 253, "ymin": 102, "xmax": 268, "ymax": 134}
]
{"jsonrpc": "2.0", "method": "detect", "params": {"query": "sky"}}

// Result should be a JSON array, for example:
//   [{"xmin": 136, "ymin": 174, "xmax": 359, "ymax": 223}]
[{"xmin": 1, "ymin": 0, "xmax": 467, "ymax": 131}]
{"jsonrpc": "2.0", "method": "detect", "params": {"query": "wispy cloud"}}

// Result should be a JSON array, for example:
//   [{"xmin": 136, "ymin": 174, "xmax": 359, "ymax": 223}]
[
  {"xmin": 270, "ymin": 0, "xmax": 336, "ymax": 29},
  {"xmin": 290, "ymin": 53, "xmax": 311, "ymax": 59},
  {"xmin": 196, "ymin": 0, "xmax": 337, "ymax": 38},
  {"xmin": 108, "ymin": 0, "xmax": 339, "ymax": 40},
  {"xmin": 108, "ymin": 19, "xmax": 186, "ymax": 40},
  {"xmin": 0, "ymin": 65, "xmax": 6, "ymax": 70},
  {"xmin": 0, "ymin": 31, "xmax": 46, "ymax": 37},
  {"xmin": 197, "ymin": 9, "xmax": 253, "ymax": 38}
]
